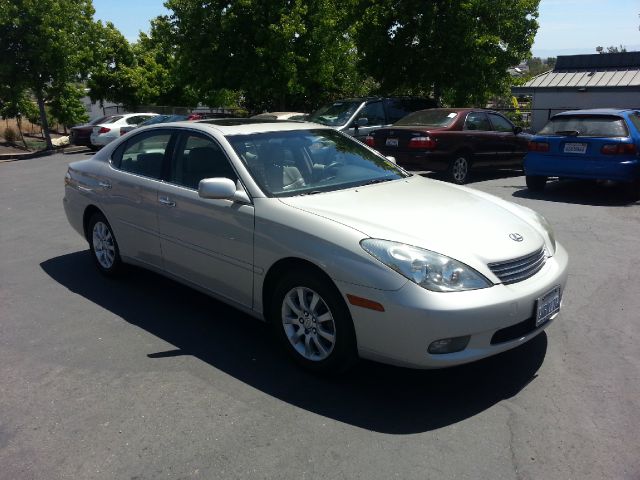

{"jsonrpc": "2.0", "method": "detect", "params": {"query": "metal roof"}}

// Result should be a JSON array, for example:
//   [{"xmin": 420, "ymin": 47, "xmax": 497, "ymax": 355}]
[{"xmin": 512, "ymin": 53, "xmax": 640, "ymax": 93}]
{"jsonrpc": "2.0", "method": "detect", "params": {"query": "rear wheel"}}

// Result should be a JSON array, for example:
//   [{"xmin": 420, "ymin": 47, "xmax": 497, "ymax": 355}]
[
  {"xmin": 526, "ymin": 175, "xmax": 547, "ymax": 192},
  {"xmin": 88, "ymin": 212, "xmax": 122, "ymax": 276},
  {"xmin": 270, "ymin": 270, "xmax": 357, "ymax": 374},
  {"xmin": 448, "ymin": 154, "xmax": 470, "ymax": 184}
]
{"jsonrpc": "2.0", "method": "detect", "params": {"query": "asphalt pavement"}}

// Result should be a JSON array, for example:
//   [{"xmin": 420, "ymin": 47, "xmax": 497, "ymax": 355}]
[{"xmin": 1, "ymin": 152, "xmax": 638, "ymax": 479}]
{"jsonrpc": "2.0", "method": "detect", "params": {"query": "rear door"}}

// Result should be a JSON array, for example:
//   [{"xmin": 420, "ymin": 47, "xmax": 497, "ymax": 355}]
[
  {"xmin": 103, "ymin": 129, "xmax": 175, "ymax": 268},
  {"xmin": 462, "ymin": 111, "xmax": 495, "ymax": 166}
]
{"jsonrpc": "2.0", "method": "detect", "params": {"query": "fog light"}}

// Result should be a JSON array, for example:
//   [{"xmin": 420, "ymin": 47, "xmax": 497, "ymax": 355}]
[{"xmin": 428, "ymin": 335, "xmax": 470, "ymax": 354}]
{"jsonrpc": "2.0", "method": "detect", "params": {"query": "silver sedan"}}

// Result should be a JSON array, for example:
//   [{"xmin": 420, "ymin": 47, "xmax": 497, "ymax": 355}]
[{"xmin": 63, "ymin": 119, "xmax": 568, "ymax": 373}]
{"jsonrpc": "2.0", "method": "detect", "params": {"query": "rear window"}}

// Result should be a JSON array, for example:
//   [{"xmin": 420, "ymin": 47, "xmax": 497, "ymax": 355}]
[
  {"xmin": 538, "ymin": 116, "xmax": 629, "ymax": 137},
  {"xmin": 395, "ymin": 110, "xmax": 457, "ymax": 127}
]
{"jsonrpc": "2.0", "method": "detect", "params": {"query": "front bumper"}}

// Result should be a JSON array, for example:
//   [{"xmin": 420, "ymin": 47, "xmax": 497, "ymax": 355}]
[{"xmin": 339, "ymin": 242, "xmax": 569, "ymax": 369}]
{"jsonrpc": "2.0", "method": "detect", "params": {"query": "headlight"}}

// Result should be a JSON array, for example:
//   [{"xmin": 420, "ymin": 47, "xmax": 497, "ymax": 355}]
[{"xmin": 361, "ymin": 239, "xmax": 491, "ymax": 292}]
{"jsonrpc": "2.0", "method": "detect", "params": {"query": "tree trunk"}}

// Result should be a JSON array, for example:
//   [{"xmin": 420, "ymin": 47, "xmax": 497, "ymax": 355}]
[
  {"xmin": 16, "ymin": 117, "xmax": 28, "ymax": 150},
  {"xmin": 36, "ymin": 89, "xmax": 53, "ymax": 150}
]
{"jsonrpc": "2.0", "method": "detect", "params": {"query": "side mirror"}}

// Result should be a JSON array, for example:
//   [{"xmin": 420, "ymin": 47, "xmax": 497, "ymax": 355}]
[
  {"xmin": 513, "ymin": 126, "xmax": 523, "ymax": 135},
  {"xmin": 356, "ymin": 117, "xmax": 369, "ymax": 127},
  {"xmin": 198, "ymin": 177, "xmax": 248, "ymax": 203}
]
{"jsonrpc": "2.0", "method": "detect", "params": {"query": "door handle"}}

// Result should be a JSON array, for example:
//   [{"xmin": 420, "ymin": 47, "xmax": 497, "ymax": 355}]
[
  {"xmin": 158, "ymin": 196, "xmax": 176, "ymax": 207},
  {"xmin": 98, "ymin": 181, "xmax": 112, "ymax": 189}
]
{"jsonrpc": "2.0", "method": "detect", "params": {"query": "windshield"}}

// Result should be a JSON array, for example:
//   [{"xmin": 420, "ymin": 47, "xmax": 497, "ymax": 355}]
[
  {"xmin": 538, "ymin": 115, "xmax": 629, "ymax": 137},
  {"xmin": 395, "ymin": 109, "xmax": 457, "ymax": 127},
  {"xmin": 227, "ymin": 129, "xmax": 409, "ymax": 197},
  {"xmin": 308, "ymin": 101, "xmax": 361, "ymax": 127}
]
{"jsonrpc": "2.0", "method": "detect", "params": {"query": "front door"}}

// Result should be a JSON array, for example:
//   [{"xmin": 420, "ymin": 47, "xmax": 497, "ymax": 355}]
[{"xmin": 156, "ymin": 131, "xmax": 255, "ymax": 308}]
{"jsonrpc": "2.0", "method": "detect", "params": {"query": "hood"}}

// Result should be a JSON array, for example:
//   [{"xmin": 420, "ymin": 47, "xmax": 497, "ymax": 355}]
[{"xmin": 278, "ymin": 175, "xmax": 545, "ymax": 268}]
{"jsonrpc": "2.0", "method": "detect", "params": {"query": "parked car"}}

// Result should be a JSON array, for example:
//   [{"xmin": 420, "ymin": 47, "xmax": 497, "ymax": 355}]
[
  {"xmin": 525, "ymin": 109, "xmax": 640, "ymax": 198},
  {"xmin": 365, "ymin": 108, "xmax": 530, "ymax": 184},
  {"xmin": 90, "ymin": 113, "xmax": 158, "ymax": 148},
  {"xmin": 64, "ymin": 119, "xmax": 567, "ymax": 373},
  {"xmin": 119, "ymin": 113, "xmax": 203, "ymax": 135},
  {"xmin": 308, "ymin": 97, "xmax": 437, "ymax": 140},
  {"xmin": 251, "ymin": 112, "xmax": 308, "ymax": 121},
  {"xmin": 69, "ymin": 116, "xmax": 112, "ymax": 149}
]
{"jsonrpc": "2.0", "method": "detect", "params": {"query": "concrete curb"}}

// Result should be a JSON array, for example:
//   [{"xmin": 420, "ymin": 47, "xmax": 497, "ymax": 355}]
[{"xmin": 0, "ymin": 146, "xmax": 89, "ymax": 162}]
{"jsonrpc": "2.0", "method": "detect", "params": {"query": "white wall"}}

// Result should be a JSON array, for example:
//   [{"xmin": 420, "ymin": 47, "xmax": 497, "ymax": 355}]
[
  {"xmin": 530, "ymin": 90, "xmax": 640, "ymax": 132},
  {"xmin": 80, "ymin": 96, "xmax": 126, "ymax": 121}
]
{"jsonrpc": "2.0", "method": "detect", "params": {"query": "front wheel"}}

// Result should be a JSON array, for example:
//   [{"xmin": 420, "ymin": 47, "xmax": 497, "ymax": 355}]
[
  {"xmin": 448, "ymin": 154, "xmax": 470, "ymax": 184},
  {"xmin": 88, "ymin": 212, "xmax": 122, "ymax": 276},
  {"xmin": 270, "ymin": 271, "xmax": 357, "ymax": 374},
  {"xmin": 526, "ymin": 175, "xmax": 548, "ymax": 192}
]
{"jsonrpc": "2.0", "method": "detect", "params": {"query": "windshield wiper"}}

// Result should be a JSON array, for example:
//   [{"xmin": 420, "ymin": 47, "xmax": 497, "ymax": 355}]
[{"xmin": 298, "ymin": 190, "xmax": 324, "ymax": 196}]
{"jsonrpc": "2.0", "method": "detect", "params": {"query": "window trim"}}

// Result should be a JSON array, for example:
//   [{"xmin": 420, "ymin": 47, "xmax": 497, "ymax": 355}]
[{"xmin": 108, "ymin": 128, "xmax": 177, "ymax": 181}]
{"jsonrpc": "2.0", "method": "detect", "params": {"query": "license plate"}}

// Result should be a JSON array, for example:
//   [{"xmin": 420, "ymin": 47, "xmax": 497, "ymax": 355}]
[
  {"xmin": 385, "ymin": 138, "xmax": 399, "ymax": 147},
  {"xmin": 563, "ymin": 142, "xmax": 587, "ymax": 154},
  {"xmin": 535, "ymin": 286, "xmax": 561, "ymax": 326}
]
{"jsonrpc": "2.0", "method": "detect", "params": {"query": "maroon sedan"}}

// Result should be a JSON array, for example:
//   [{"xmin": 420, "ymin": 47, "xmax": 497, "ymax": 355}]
[{"xmin": 365, "ymin": 108, "xmax": 530, "ymax": 184}]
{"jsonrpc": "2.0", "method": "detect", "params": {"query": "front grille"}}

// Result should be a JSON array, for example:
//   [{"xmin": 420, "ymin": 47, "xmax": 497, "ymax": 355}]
[{"xmin": 488, "ymin": 247, "xmax": 546, "ymax": 284}]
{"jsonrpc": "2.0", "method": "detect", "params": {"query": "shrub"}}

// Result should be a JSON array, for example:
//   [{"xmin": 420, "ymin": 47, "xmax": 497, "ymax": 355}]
[{"xmin": 3, "ymin": 126, "xmax": 16, "ymax": 143}]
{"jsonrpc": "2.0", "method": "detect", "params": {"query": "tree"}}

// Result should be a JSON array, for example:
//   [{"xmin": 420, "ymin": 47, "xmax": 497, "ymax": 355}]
[
  {"xmin": 48, "ymin": 83, "xmax": 89, "ymax": 132},
  {"xmin": 596, "ymin": 45, "xmax": 627, "ymax": 54},
  {"xmin": 354, "ymin": 0, "xmax": 540, "ymax": 106},
  {"xmin": 0, "ymin": 0, "xmax": 97, "ymax": 149},
  {"xmin": 0, "ymin": 85, "xmax": 37, "ymax": 148},
  {"xmin": 165, "ymin": 0, "xmax": 368, "ymax": 112}
]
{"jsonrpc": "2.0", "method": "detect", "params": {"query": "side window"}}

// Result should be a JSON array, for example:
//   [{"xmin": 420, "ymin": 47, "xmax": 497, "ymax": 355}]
[
  {"xmin": 126, "ymin": 115, "xmax": 144, "ymax": 125},
  {"xmin": 116, "ymin": 131, "xmax": 172, "ymax": 179},
  {"xmin": 464, "ymin": 112, "xmax": 491, "ymax": 131},
  {"xmin": 171, "ymin": 133, "xmax": 237, "ymax": 189},
  {"xmin": 488, "ymin": 113, "xmax": 515, "ymax": 132},
  {"xmin": 358, "ymin": 101, "xmax": 386, "ymax": 126},
  {"xmin": 384, "ymin": 99, "xmax": 411, "ymax": 124}
]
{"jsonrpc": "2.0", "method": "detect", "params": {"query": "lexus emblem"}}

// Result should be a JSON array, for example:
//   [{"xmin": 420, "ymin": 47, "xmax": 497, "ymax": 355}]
[{"xmin": 509, "ymin": 233, "xmax": 524, "ymax": 242}]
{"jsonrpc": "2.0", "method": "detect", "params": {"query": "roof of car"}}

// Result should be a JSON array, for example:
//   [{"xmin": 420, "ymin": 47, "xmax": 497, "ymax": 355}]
[
  {"xmin": 151, "ymin": 118, "xmax": 327, "ymax": 135},
  {"xmin": 553, "ymin": 108, "xmax": 637, "ymax": 116}
]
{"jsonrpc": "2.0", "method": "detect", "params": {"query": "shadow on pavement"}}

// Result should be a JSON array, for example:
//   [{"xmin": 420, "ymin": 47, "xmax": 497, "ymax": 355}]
[
  {"xmin": 513, "ymin": 179, "xmax": 638, "ymax": 207},
  {"xmin": 41, "ymin": 251, "xmax": 548, "ymax": 434}
]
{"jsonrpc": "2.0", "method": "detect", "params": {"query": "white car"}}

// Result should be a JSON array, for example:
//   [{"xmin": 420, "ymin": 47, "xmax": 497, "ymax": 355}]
[
  {"xmin": 64, "ymin": 119, "xmax": 568, "ymax": 373},
  {"xmin": 90, "ymin": 113, "xmax": 158, "ymax": 148}
]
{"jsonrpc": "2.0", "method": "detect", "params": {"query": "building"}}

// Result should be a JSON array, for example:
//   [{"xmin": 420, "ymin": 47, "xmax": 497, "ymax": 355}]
[{"xmin": 512, "ymin": 52, "xmax": 640, "ymax": 132}]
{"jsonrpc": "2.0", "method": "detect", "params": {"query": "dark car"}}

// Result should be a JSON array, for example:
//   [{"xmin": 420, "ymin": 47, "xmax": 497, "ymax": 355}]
[
  {"xmin": 69, "ymin": 116, "xmax": 111, "ymax": 148},
  {"xmin": 365, "ymin": 108, "xmax": 530, "ymax": 184},
  {"xmin": 308, "ymin": 97, "xmax": 438, "ymax": 140},
  {"xmin": 525, "ymin": 108, "xmax": 640, "ymax": 198}
]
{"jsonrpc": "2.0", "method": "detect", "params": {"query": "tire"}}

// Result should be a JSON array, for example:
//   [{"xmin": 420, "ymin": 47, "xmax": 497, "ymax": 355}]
[
  {"xmin": 622, "ymin": 179, "xmax": 640, "ymax": 201},
  {"xmin": 448, "ymin": 154, "xmax": 470, "ymax": 184},
  {"xmin": 526, "ymin": 175, "xmax": 547, "ymax": 192},
  {"xmin": 88, "ymin": 212, "xmax": 122, "ymax": 276},
  {"xmin": 269, "ymin": 270, "xmax": 357, "ymax": 374}
]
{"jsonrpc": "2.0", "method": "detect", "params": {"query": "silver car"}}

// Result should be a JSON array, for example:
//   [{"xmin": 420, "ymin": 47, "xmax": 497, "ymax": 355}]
[{"xmin": 63, "ymin": 119, "xmax": 568, "ymax": 373}]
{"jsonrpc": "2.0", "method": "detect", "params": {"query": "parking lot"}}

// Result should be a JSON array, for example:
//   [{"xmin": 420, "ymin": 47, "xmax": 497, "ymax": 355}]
[{"xmin": 1, "ymin": 151, "xmax": 638, "ymax": 479}]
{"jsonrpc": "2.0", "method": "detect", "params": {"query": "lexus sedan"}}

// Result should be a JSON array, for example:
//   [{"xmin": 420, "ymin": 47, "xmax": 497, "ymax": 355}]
[
  {"xmin": 525, "ymin": 108, "xmax": 640, "ymax": 198},
  {"xmin": 365, "ymin": 108, "xmax": 530, "ymax": 184},
  {"xmin": 63, "ymin": 119, "xmax": 568, "ymax": 373}
]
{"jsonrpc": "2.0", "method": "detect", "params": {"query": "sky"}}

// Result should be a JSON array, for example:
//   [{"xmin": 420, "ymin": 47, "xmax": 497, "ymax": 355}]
[{"xmin": 93, "ymin": 0, "xmax": 640, "ymax": 59}]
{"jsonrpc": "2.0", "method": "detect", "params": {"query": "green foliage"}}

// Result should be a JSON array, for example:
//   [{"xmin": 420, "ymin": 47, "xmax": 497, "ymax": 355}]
[
  {"xmin": 165, "ymin": 0, "xmax": 369, "ymax": 111},
  {"xmin": 0, "ymin": 0, "xmax": 97, "ymax": 148},
  {"xmin": 0, "ymin": 86, "xmax": 38, "ymax": 120},
  {"xmin": 355, "ymin": 0, "xmax": 540, "ymax": 106},
  {"xmin": 48, "ymin": 83, "xmax": 89, "ymax": 127},
  {"xmin": 596, "ymin": 45, "xmax": 627, "ymax": 54}
]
